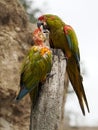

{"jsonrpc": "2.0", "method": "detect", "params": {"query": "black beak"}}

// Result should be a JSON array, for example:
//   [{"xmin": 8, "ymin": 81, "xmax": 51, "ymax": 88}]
[
  {"xmin": 37, "ymin": 21, "xmax": 49, "ymax": 33},
  {"xmin": 37, "ymin": 21, "xmax": 44, "ymax": 28},
  {"xmin": 37, "ymin": 20, "xmax": 47, "ymax": 29}
]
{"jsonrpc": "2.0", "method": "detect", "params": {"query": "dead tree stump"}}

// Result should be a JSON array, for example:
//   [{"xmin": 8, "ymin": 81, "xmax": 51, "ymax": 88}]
[{"xmin": 30, "ymin": 50, "xmax": 68, "ymax": 130}]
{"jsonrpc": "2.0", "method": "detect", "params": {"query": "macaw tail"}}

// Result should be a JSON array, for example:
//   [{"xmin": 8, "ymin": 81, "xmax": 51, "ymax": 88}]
[
  {"xmin": 15, "ymin": 86, "xmax": 29, "ymax": 102},
  {"xmin": 66, "ymin": 56, "xmax": 90, "ymax": 115},
  {"xmin": 29, "ymin": 83, "xmax": 42, "ymax": 107},
  {"xmin": 15, "ymin": 84, "xmax": 41, "ymax": 107}
]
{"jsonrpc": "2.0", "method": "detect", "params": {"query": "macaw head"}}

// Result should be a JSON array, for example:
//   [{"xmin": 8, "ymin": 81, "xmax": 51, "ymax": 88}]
[
  {"xmin": 37, "ymin": 14, "xmax": 63, "ymax": 31},
  {"xmin": 37, "ymin": 14, "xmax": 50, "ymax": 30}
]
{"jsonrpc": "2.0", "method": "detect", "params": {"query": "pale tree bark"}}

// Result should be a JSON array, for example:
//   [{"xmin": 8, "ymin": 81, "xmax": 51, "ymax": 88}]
[{"xmin": 30, "ymin": 50, "xmax": 69, "ymax": 130}]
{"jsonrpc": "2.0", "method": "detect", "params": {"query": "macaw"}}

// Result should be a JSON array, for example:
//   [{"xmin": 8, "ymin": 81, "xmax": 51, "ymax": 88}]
[
  {"xmin": 16, "ymin": 28, "xmax": 52, "ymax": 106},
  {"xmin": 37, "ymin": 14, "xmax": 90, "ymax": 115}
]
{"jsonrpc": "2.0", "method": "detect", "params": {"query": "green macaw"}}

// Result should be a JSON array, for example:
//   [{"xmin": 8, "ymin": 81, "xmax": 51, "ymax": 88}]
[
  {"xmin": 16, "ymin": 28, "xmax": 52, "ymax": 106},
  {"xmin": 37, "ymin": 14, "xmax": 90, "ymax": 115}
]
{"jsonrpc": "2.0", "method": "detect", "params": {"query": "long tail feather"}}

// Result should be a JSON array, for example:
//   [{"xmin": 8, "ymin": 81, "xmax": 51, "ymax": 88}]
[
  {"xmin": 29, "ymin": 86, "xmax": 39, "ymax": 107},
  {"xmin": 29, "ymin": 83, "xmax": 42, "ymax": 107},
  {"xmin": 66, "ymin": 56, "xmax": 90, "ymax": 115},
  {"xmin": 16, "ymin": 86, "xmax": 29, "ymax": 101}
]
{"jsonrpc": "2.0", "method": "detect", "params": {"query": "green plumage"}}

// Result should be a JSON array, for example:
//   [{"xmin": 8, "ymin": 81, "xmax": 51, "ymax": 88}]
[
  {"xmin": 21, "ymin": 46, "xmax": 52, "ymax": 88},
  {"xmin": 16, "ymin": 45, "xmax": 52, "ymax": 105},
  {"xmin": 38, "ymin": 14, "xmax": 90, "ymax": 115}
]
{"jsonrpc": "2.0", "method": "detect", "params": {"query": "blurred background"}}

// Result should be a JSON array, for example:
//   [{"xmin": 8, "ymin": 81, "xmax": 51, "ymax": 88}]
[{"xmin": 20, "ymin": 0, "xmax": 98, "ymax": 128}]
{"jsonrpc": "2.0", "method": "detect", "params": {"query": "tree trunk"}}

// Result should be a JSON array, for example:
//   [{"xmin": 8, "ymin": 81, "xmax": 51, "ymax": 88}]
[{"xmin": 30, "ymin": 50, "xmax": 69, "ymax": 130}]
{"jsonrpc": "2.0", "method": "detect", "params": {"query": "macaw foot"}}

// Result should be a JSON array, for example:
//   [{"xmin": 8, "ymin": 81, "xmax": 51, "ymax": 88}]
[
  {"xmin": 46, "ymin": 73, "xmax": 56, "ymax": 81},
  {"xmin": 62, "ymin": 56, "xmax": 68, "ymax": 61}
]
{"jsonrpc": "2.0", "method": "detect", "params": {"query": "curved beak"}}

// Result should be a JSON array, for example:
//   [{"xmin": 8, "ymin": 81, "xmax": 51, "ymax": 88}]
[
  {"xmin": 37, "ymin": 20, "xmax": 44, "ymax": 28},
  {"xmin": 37, "ymin": 21, "xmax": 49, "ymax": 33}
]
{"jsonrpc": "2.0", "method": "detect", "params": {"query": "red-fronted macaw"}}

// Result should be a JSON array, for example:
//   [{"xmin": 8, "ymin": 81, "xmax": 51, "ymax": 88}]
[
  {"xmin": 16, "ymin": 28, "xmax": 52, "ymax": 106},
  {"xmin": 37, "ymin": 14, "xmax": 89, "ymax": 115}
]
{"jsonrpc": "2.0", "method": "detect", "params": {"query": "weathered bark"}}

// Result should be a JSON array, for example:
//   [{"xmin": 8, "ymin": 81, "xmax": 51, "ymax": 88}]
[{"xmin": 30, "ymin": 50, "xmax": 68, "ymax": 130}]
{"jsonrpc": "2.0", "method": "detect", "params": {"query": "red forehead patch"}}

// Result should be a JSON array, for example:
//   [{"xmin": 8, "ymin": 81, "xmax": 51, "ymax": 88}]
[{"xmin": 38, "ymin": 15, "xmax": 46, "ymax": 21}]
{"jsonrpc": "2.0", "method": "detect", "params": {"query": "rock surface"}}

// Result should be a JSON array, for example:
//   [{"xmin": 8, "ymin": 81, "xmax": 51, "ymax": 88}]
[{"xmin": 0, "ymin": 0, "xmax": 36, "ymax": 130}]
